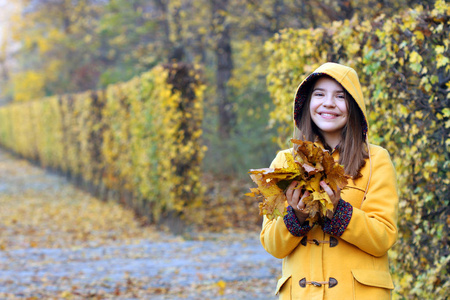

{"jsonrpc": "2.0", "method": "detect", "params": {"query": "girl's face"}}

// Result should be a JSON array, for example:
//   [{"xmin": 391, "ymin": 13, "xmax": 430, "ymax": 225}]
[{"xmin": 309, "ymin": 77, "xmax": 348, "ymax": 145}]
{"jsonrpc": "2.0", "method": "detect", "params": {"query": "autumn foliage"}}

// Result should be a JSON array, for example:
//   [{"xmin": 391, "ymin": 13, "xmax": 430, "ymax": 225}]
[
  {"xmin": 248, "ymin": 139, "xmax": 348, "ymax": 225},
  {"xmin": 265, "ymin": 1, "xmax": 449, "ymax": 298},
  {"xmin": 0, "ymin": 63, "xmax": 205, "ymax": 231}
]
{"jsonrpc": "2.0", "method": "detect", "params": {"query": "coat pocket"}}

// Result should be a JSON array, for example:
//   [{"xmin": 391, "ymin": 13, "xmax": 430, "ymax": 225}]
[
  {"xmin": 275, "ymin": 275, "xmax": 292, "ymax": 298},
  {"xmin": 351, "ymin": 269, "xmax": 394, "ymax": 300}
]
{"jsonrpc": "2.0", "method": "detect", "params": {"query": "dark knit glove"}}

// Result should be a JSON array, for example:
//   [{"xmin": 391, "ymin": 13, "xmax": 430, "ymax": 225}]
[
  {"xmin": 283, "ymin": 205, "xmax": 312, "ymax": 237},
  {"xmin": 322, "ymin": 199, "xmax": 353, "ymax": 237}
]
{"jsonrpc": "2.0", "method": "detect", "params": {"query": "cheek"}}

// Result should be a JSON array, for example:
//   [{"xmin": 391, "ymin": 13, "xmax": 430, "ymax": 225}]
[
  {"xmin": 338, "ymin": 102, "xmax": 348, "ymax": 115},
  {"xmin": 309, "ymin": 99, "xmax": 320, "ymax": 113}
]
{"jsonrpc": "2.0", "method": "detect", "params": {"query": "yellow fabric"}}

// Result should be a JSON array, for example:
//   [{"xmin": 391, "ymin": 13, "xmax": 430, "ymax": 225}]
[
  {"xmin": 260, "ymin": 63, "xmax": 399, "ymax": 299},
  {"xmin": 351, "ymin": 269, "xmax": 395, "ymax": 289}
]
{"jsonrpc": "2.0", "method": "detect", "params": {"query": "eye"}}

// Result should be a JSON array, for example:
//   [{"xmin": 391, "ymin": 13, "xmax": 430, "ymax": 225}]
[
  {"xmin": 337, "ymin": 93, "xmax": 346, "ymax": 99},
  {"xmin": 313, "ymin": 92, "xmax": 324, "ymax": 97}
]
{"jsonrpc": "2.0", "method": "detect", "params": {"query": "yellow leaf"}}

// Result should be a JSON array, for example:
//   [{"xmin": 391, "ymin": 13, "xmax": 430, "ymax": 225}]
[
  {"xmin": 409, "ymin": 51, "xmax": 423, "ymax": 64},
  {"xmin": 414, "ymin": 30, "xmax": 425, "ymax": 41},
  {"xmin": 216, "ymin": 280, "xmax": 226, "ymax": 295},
  {"xmin": 59, "ymin": 291, "xmax": 72, "ymax": 298}
]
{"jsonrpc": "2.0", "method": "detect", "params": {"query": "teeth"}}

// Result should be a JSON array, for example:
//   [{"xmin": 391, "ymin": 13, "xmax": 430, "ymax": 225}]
[{"xmin": 321, "ymin": 113, "xmax": 337, "ymax": 117}]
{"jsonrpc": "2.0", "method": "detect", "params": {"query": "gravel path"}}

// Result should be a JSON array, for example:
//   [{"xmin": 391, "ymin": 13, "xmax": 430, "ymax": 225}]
[{"xmin": 0, "ymin": 149, "xmax": 281, "ymax": 299}]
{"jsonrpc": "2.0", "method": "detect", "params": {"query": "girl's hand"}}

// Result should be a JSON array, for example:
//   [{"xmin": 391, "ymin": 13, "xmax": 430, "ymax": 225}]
[
  {"xmin": 285, "ymin": 181, "xmax": 310, "ymax": 224},
  {"xmin": 320, "ymin": 181, "xmax": 341, "ymax": 218}
]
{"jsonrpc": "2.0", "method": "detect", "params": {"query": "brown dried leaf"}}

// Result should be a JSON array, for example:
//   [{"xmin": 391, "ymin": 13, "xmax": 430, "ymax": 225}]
[{"xmin": 322, "ymin": 154, "xmax": 349, "ymax": 190}]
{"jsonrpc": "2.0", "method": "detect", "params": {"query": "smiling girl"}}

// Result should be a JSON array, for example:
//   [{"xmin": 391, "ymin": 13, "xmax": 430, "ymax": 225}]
[{"xmin": 260, "ymin": 63, "xmax": 399, "ymax": 299}]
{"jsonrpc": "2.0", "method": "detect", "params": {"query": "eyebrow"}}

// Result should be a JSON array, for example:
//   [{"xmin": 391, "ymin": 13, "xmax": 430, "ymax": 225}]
[{"xmin": 312, "ymin": 88, "xmax": 345, "ymax": 93}]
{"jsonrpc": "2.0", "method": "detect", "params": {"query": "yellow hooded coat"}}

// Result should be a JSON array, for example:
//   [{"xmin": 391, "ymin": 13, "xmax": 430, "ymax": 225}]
[{"xmin": 260, "ymin": 63, "xmax": 399, "ymax": 299}]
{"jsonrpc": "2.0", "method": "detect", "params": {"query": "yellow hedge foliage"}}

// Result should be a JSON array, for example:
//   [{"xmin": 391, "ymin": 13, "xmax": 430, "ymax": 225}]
[
  {"xmin": 265, "ymin": 1, "xmax": 449, "ymax": 298},
  {"xmin": 0, "ymin": 63, "xmax": 205, "ymax": 225}
]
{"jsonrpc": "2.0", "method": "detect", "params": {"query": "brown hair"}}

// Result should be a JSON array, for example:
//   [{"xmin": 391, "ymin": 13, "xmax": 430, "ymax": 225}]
[{"xmin": 294, "ymin": 76, "xmax": 368, "ymax": 179}]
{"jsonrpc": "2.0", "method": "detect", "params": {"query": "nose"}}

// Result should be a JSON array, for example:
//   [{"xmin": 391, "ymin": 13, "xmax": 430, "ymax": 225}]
[{"xmin": 322, "ymin": 95, "xmax": 336, "ymax": 107}]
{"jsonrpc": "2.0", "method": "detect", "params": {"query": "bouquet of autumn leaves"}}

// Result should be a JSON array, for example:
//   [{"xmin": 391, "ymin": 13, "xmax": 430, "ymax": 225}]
[{"xmin": 247, "ymin": 139, "xmax": 350, "ymax": 226}]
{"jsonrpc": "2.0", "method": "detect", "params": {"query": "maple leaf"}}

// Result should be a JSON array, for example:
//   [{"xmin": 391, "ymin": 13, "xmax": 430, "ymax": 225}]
[
  {"xmin": 292, "ymin": 138, "xmax": 325, "ymax": 175},
  {"xmin": 247, "ymin": 152, "xmax": 304, "ymax": 220},
  {"xmin": 247, "ymin": 139, "xmax": 350, "ymax": 225},
  {"xmin": 322, "ymin": 153, "xmax": 349, "ymax": 191}
]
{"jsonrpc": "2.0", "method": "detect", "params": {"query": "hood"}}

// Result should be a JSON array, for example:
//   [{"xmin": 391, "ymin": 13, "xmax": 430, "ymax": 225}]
[{"xmin": 293, "ymin": 62, "xmax": 368, "ymax": 140}]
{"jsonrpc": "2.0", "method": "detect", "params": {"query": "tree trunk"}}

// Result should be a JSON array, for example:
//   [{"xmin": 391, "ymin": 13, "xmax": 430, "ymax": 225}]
[
  {"xmin": 312, "ymin": 0, "xmax": 354, "ymax": 21},
  {"xmin": 169, "ymin": 1, "xmax": 185, "ymax": 62},
  {"xmin": 273, "ymin": 0, "xmax": 283, "ymax": 32},
  {"xmin": 303, "ymin": 0, "xmax": 318, "ymax": 28},
  {"xmin": 211, "ymin": 0, "xmax": 234, "ymax": 139},
  {"xmin": 338, "ymin": 0, "xmax": 354, "ymax": 20},
  {"xmin": 153, "ymin": 0, "xmax": 175, "ymax": 59}
]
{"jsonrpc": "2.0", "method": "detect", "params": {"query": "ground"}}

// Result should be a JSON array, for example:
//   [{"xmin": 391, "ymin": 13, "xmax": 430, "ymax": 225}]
[{"xmin": 0, "ymin": 150, "xmax": 280, "ymax": 299}]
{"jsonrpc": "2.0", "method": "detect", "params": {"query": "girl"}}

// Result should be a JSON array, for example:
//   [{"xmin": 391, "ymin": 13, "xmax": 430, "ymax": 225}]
[{"xmin": 260, "ymin": 62, "xmax": 398, "ymax": 299}]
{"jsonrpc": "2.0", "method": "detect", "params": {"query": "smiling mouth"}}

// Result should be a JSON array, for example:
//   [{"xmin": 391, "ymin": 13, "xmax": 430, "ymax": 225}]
[{"xmin": 319, "ymin": 113, "xmax": 340, "ymax": 118}]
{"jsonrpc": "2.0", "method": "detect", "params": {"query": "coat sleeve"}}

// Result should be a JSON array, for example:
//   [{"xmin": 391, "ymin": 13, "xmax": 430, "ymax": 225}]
[
  {"xmin": 338, "ymin": 146, "xmax": 399, "ymax": 257},
  {"xmin": 260, "ymin": 150, "xmax": 303, "ymax": 259}
]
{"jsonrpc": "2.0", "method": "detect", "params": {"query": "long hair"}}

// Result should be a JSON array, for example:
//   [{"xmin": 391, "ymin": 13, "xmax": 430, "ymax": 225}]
[{"xmin": 294, "ymin": 77, "xmax": 368, "ymax": 179}]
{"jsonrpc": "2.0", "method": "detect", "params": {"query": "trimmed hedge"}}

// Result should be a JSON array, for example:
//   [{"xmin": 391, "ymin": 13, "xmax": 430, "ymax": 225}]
[
  {"xmin": 265, "ymin": 1, "xmax": 449, "ymax": 298},
  {"xmin": 0, "ymin": 63, "xmax": 205, "ymax": 232}
]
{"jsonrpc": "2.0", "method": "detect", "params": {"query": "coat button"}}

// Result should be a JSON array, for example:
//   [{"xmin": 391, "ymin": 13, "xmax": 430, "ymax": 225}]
[
  {"xmin": 329, "ymin": 277, "xmax": 338, "ymax": 288},
  {"xmin": 299, "ymin": 278, "xmax": 306, "ymax": 287},
  {"xmin": 329, "ymin": 237, "xmax": 338, "ymax": 247},
  {"xmin": 300, "ymin": 236, "xmax": 307, "ymax": 246}
]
